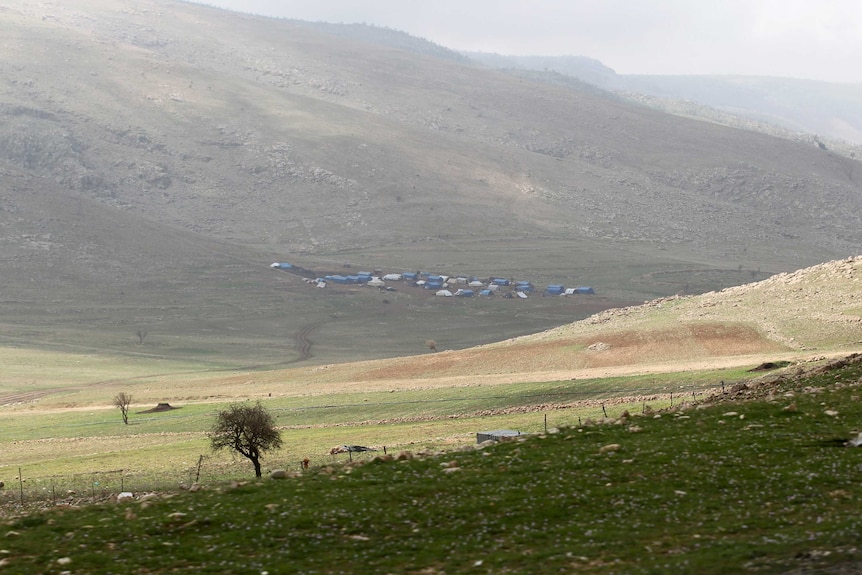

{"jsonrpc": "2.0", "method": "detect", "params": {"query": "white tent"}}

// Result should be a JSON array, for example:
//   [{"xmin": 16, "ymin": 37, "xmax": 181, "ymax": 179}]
[
  {"xmin": 382, "ymin": 273, "xmax": 402, "ymax": 281},
  {"xmin": 436, "ymin": 289, "xmax": 453, "ymax": 297},
  {"xmin": 516, "ymin": 291, "xmax": 528, "ymax": 299},
  {"xmin": 367, "ymin": 278, "xmax": 385, "ymax": 287},
  {"xmin": 468, "ymin": 280, "xmax": 484, "ymax": 287}
]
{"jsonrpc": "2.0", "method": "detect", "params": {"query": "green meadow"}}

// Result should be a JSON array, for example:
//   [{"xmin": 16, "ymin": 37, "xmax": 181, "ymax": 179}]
[
  {"xmin": 1, "ymin": 357, "xmax": 861, "ymax": 574},
  {"xmin": 1, "ymin": 346, "xmax": 751, "ymax": 499}
]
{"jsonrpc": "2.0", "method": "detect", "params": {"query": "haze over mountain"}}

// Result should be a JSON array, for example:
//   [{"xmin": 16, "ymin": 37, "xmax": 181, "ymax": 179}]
[
  {"xmin": 200, "ymin": 1, "xmax": 862, "ymax": 145},
  {"xmin": 466, "ymin": 53, "xmax": 862, "ymax": 147},
  {"xmin": 1, "ymin": 0, "xmax": 861, "ymax": 365},
  {"xmin": 197, "ymin": 1, "xmax": 862, "ymax": 84}
]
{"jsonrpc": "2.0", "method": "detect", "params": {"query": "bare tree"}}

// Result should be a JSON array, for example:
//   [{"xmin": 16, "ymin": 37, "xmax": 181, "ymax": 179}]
[
  {"xmin": 425, "ymin": 339, "xmax": 437, "ymax": 352},
  {"xmin": 210, "ymin": 402, "xmax": 283, "ymax": 478},
  {"xmin": 114, "ymin": 392, "xmax": 132, "ymax": 425}
]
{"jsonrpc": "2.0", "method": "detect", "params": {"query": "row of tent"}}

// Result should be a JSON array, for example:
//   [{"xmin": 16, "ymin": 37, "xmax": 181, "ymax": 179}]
[{"xmin": 271, "ymin": 263, "xmax": 595, "ymax": 296}]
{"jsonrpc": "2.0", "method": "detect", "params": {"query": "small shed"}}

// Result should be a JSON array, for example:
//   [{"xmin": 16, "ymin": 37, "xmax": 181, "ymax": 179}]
[{"xmin": 477, "ymin": 430, "xmax": 522, "ymax": 444}]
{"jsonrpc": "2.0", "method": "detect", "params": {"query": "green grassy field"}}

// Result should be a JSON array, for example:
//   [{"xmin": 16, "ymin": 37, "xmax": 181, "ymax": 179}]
[
  {"xmin": 1, "ymin": 356, "xmax": 861, "ymax": 574},
  {"xmin": 0, "ymin": 342, "xmax": 757, "ymax": 500}
]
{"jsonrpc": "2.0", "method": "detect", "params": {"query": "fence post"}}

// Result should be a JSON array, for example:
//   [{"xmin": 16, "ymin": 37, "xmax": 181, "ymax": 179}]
[
  {"xmin": 18, "ymin": 468, "xmax": 23, "ymax": 504},
  {"xmin": 195, "ymin": 455, "xmax": 204, "ymax": 483}
]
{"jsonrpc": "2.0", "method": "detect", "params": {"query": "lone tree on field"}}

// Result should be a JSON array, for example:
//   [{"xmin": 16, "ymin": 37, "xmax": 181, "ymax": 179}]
[
  {"xmin": 210, "ymin": 402, "xmax": 283, "ymax": 478},
  {"xmin": 425, "ymin": 339, "xmax": 437, "ymax": 352},
  {"xmin": 114, "ymin": 392, "xmax": 132, "ymax": 425}
]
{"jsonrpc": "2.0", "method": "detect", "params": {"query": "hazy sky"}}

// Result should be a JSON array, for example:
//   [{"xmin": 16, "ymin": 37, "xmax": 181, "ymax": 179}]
[{"xmin": 191, "ymin": 1, "xmax": 862, "ymax": 84}]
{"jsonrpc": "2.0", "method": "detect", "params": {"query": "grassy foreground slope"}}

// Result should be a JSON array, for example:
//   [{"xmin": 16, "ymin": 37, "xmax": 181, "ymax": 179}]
[
  {"xmin": 2, "ymin": 355, "xmax": 862, "ymax": 574},
  {"xmin": 0, "ymin": 256, "xmax": 860, "ymax": 489}
]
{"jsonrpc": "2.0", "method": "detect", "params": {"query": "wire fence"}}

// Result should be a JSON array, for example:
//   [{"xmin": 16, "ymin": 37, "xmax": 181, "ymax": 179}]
[
  {"xmin": 1, "ymin": 383, "xmax": 731, "ymax": 511},
  {"xmin": 1, "ymin": 467, "xmax": 191, "ymax": 508},
  {"xmin": 0, "ymin": 448, "xmax": 403, "ymax": 512}
]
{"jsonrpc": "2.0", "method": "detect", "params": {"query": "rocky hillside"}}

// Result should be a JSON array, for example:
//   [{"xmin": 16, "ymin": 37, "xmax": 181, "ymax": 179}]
[
  {"xmin": 1, "ymin": 0, "xmax": 860, "ymax": 263},
  {"xmin": 1, "ymin": 0, "xmax": 861, "ymax": 364}
]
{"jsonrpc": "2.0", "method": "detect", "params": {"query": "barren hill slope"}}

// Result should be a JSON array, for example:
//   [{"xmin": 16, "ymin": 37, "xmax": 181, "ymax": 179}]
[
  {"xmin": 239, "ymin": 257, "xmax": 862, "ymax": 394},
  {"xmin": 1, "ymin": 0, "xmax": 861, "ymax": 364},
  {"xmin": 2, "ymin": 0, "xmax": 860, "ymax": 261}
]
